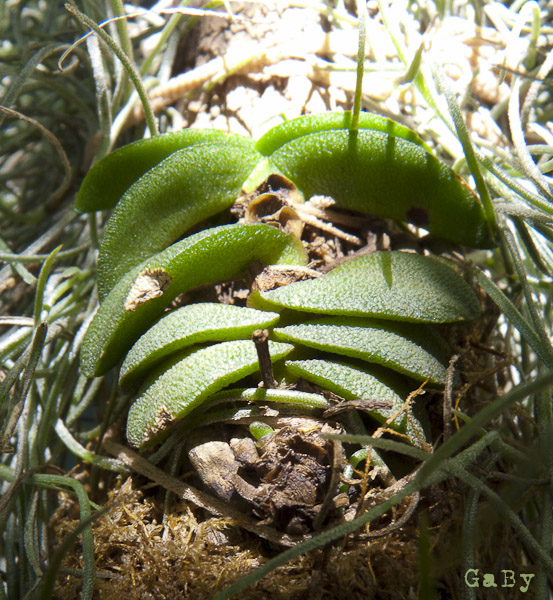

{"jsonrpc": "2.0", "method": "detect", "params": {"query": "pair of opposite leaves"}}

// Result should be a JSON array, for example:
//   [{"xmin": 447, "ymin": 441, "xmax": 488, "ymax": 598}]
[{"xmin": 78, "ymin": 112, "xmax": 491, "ymax": 448}]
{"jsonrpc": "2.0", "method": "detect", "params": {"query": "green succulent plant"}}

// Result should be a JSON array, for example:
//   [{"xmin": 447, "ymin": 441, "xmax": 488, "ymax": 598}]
[{"xmin": 79, "ymin": 111, "xmax": 488, "ymax": 453}]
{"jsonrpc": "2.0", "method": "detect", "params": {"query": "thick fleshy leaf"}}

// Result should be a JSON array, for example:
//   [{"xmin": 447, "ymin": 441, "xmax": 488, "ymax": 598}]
[
  {"xmin": 126, "ymin": 340, "xmax": 294, "ymax": 448},
  {"xmin": 268, "ymin": 129, "xmax": 494, "ymax": 247},
  {"xmin": 250, "ymin": 251, "xmax": 481, "ymax": 323},
  {"xmin": 75, "ymin": 129, "xmax": 240, "ymax": 212},
  {"xmin": 285, "ymin": 359, "xmax": 429, "ymax": 441},
  {"xmin": 80, "ymin": 223, "xmax": 306, "ymax": 377},
  {"xmin": 97, "ymin": 138, "xmax": 261, "ymax": 299},
  {"xmin": 255, "ymin": 111, "xmax": 430, "ymax": 156},
  {"xmin": 119, "ymin": 304, "xmax": 280, "ymax": 388},
  {"xmin": 274, "ymin": 316, "xmax": 449, "ymax": 384}
]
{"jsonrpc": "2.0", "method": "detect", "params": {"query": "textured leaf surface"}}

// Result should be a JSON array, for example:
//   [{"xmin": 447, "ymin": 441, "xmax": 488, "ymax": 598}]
[
  {"xmin": 75, "ymin": 129, "xmax": 240, "ymax": 212},
  {"xmin": 285, "ymin": 359, "xmax": 406, "ymax": 424},
  {"xmin": 255, "ymin": 111, "xmax": 430, "ymax": 156},
  {"xmin": 119, "ymin": 303, "xmax": 280, "ymax": 388},
  {"xmin": 126, "ymin": 340, "xmax": 293, "ymax": 448},
  {"xmin": 81, "ymin": 223, "xmax": 306, "ymax": 377},
  {"xmin": 97, "ymin": 138, "xmax": 261, "ymax": 299},
  {"xmin": 274, "ymin": 316, "xmax": 449, "ymax": 384},
  {"xmin": 269, "ymin": 129, "xmax": 493, "ymax": 247},
  {"xmin": 251, "ymin": 251, "xmax": 481, "ymax": 323},
  {"xmin": 285, "ymin": 359, "xmax": 428, "ymax": 440}
]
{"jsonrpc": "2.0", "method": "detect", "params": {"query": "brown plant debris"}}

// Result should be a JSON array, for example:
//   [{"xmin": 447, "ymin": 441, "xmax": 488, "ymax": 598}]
[
  {"xmin": 51, "ymin": 475, "xmax": 421, "ymax": 600},
  {"xmin": 125, "ymin": 269, "xmax": 172, "ymax": 312},
  {"xmin": 141, "ymin": 404, "xmax": 175, "ymax": 446},
  {"xmin": 190, "ymin": 425, "xmax": 339, "ymax": 536}
]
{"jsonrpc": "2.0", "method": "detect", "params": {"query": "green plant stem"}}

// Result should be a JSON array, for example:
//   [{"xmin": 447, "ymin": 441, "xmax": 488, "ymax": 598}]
[
  {"xmin": 418, "ymin": 369, "xmax": 553, "ymax": 484},
  {"xmin": 0, "ymin": 210, "xmax": 78, "ymax": 287},
  {"xmin": 55, "ymin": 420, "xmax": 129, "ymax": 473},
  {"xmin": 0, "ymin": 244, "xmax": 90, "ymax": 265},
  {"xmin": 0, "ymin": 466, "xmax": 96, "ymax": 600},
  {"xmin": 350, "ymin": 0, "xmax": 365, "ymax": 132},
  {"xmin": 66, "ymin": 377, "xmax": 103, "ymax": 426},
  {"xmin": 476, "ymin": 150, "xmax": 553, "ymax": 215},
  {"xmin": 108, "ymin": 0, "xmax": 134, "ymax": 110},
  {"xmin": 33, "ymin": 246, "xmax": 62, "ymax": 325},
  {"xmin": 85, "ymin": 33, "xmax": 112, "ymax": 159},
  {"xmin": 521, "ymin": 35, "xmax": 553, "ymax": 131},
  {"xmin": 24, "ymin": 491, "xmax": 42, "ymax": 577},
  {"xmin": 0, "ymin": 324, "xmax": 48, "ymax": 529},
  {"xmin": 139, "ymin": 2, "xmax": 186, "ymax": 76},
  {"xmin": 375, "ymin": 0, "xmax": 444, "ymax": 121},
  {"xmin": 499, "ymin": 224, "xmax": 553, "ymax": 365},
  {"xmin": 508, "ymin": 76, "xmax": 552, "ymax": 200},
  {"xmin": 327, "ymin": 433, "xmax": 430, "ymax": 461},
  {"xmin": 447, "ymin": 462, "xmax": 553, "ymax": 577},
  {"xmin": 0, "ymin": 106, "xmax": 72, "ymax": 206},
  {"xmin": 64, "ymin": 3, "xmax": 158, "ymax": 137},
  {"xmin": 462, "ymin": 474, "xmax": 480, "ymax": 600},
  {"xmin": 433, "ymin": 66, "xmax": 497, "ymax": 238},
  {"xmin": 512, "ymin": 217, "xmax": 552, "ymax": 276},
  {"xmin": 0, "ymin": 43, "xmax": 63, "ymax": 111},
  {"xmin": 108, "ymin": 0, "xmax": 133, "ymax": 62},
  {"xmin": 535, "ymin": 386, "xmax": 553, "ymax": 596},
  {"xmin": 0, "ymin": 236, "xmax": 36, "ymax": 284},
  {"xmin": 477, "ymin": 271, "xmax": 553, "ymax": 367}
]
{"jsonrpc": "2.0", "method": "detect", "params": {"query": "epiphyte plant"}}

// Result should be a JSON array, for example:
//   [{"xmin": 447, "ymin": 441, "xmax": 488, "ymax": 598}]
[{"xmin": 79, "ymin": 111, "xmax": 490, "ymax": 453}]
